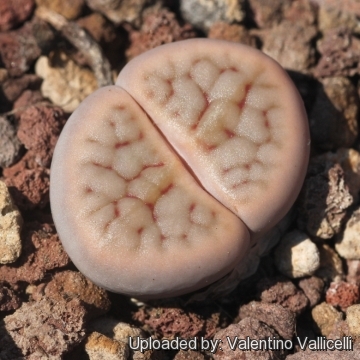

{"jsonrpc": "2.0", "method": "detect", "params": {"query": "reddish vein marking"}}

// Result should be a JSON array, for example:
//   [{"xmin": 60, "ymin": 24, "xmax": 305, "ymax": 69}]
[
  {"xmin": 199, "ymin": 141, "xmax": 218, "ymax": 152},
  {"xmin": 143, "ymin": 162, "xmax": 164, "ymax": 170},
  {"xmin": 263, "ymin": 110, "xmax": 270, "ymax": 128},
  {"xmin": 237, "ymin": 84, "xmax": 252, "ymax": 110},
  {"xmin": 224, "ymin": 128, "xmax": 235, "ymax": 138},
  {"xmin": 115, "ymin": 141, "xmax": 130, "ymax": 149},
  {"xmin": 190, "ymin": 93, "xmax": 210, "ymax": 131},
  {"xmin": 160, "ymin": 183, "xmax": 173, "ymax": 195},
  {"xmin": 93, "ymin": 162, "xmax": 112, "ymax": 170},
  {"xmin": 145, "ymin": 202, "xmax": 157, "ymax": 222},
  {"xmin": 113, "ymin": 201, "xmax": 120, "ymax": 218},
  {"xmin": 232, "ymin": 179, "xmax": 249, "ymax": 189}
]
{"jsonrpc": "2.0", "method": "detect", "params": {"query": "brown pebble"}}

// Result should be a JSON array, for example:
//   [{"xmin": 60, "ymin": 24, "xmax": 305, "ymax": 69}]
[
  {"xmin": 298, "ymin": 276, "xmax": 324, "ymax": 308},
  {"xmin": 238, "ymin": 301, "xmax": 295, "ymax": 339},
  {"xmin": 257, "ymin": 277, "xmax": 309, "ymax": 315}
]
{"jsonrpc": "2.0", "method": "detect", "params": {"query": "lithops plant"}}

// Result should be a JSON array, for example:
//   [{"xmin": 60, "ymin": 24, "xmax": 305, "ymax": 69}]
[{"xmin": 50, "ymin": 39, "xmax": 310, "ymax": 299}]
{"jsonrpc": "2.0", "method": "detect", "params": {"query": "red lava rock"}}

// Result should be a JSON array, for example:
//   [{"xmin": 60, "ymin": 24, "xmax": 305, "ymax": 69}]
[
  {"xmin": 261, "ymin": 20, "xmax": 317, "ymax": 72},
  {"xmin": 32, "ymin": 270, "xmax": 111, "ymax": 320},
  {"xmin": 13, "ymin": 89, "xmax": 45, "ymax": 109},
  {"xmin": 283, "ymin": 0, "xmax": 317, "ymax": 25},
  {"xmin": 17, "ymin": 104, "xmax": 67, "ymax": 167},
  {"xmin": 315, "ymin": 27, "xmax": 360, "ymax": 78},
  {"xmin": 0, "ymin": 0, "xmax": 34, "ymax": 32},
  {"xmin": 298, "ymin": 276, "xmax": 325, "ymax": 308},
  {"xmin": 0, "ymin": 115, "xmax": 22, "ymax": 169},
  {"xmin": 133, "ymin": 307, "xmax": 219, "ymax": 339},
  {"xmin": 2, "ymin": 150, "xmax": 40, "ymax": 179},
  {"xmin": 287, "ymin": 343, "xmax": 360, "ymax": 360},
  {"xmin": 1, "ymin": 74, "xmax": 42, "ymax": 103},
  {"xmin": 326, "ymin": 281, "xmax": 360, "ymax": 311},
  {"xmin": 297, "ymin": 162, "xmax": 353, "ymax": 239},
  {"xmin": 4, "ymin": 167, "xmax": 50, "ymax": 210},
  {"xmin": 214, "ymin": 317, "xmax": 285, "ymax": 360},
  {"xmin": 0, "ymin": 297, "xmax": 86, "ymax": 359},
  {"xmin": 0, "ymin": 283, "xmax": 21, "ymax": 312},
  {"xmin": 257, "ymin": 277, "xmax": 309, "ymax": 315},
  {"xmin": 0, "ymin": 22, "xmax": 41, "ymax": 77},
  {"xmin": 0, "ymin": 222, "xmax": 70, "ymax": 285},
  {"xmin": 208, "ymin": 22, "xmax": 257, "ymax": 47},
  {"xmin": 238, "ymin": 301, "xmax": 295, "ymax": 339},
  {"xmin": 126, "ymin": 7, "xmax": 197, "ymax": 60},
  {"xmin": 248, "ymin": 0, "xmax": 291, "ymax": 28},
  {"xmin": 174, "ymin": 350, "xmax": 205, "ymax": 359}
]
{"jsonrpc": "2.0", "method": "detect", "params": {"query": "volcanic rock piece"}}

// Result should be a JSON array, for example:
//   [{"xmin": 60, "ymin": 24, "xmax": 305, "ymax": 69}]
[{"xmin": 50, "ymin": 39, "xmax": 309, "ymax": 298}]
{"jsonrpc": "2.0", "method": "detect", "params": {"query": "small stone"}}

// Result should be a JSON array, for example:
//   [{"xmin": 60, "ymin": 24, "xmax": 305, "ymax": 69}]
[
  {"xmin": 1, "ymin": 297, "xmax": 86, "ymax": 358},
  {"xmin": 0, "ymin": 283, "xmax": 21, "ymax": 311},
  {"xmin": 336, "ymin": 207, "xmax": 360, "ymax": 260},
  {"xmin": 208, "ymin": 22, "xmax": 257, "ymax": 46},
  {"xmin": 312, "ymin": 302, "xmax": 343, "ymax": 337},
  {"xmin": 297, "ymin": 162, "xmax": 353, "ymax": 239},
  {"xmin": 89, "ymin": 317, "xmax": 145, "ymax": 341},
  {"xmin": 0, "ymin": 21, "xmax": 41, "ymax": 77},
  {"xmin": 257, "ymin": 277, "xmax": 309, "ymax": 315},
  {"xmin": 316, "ymin": 0, "xmax": 360, "ymax": 34},
  {"xmin": 0, "ymin": 0, "xmax": 34, "ymax": 32},
  {"xmin": 89, "ymin": 318, "xmax": 163, "ymax": 359},
  {"xmin": 133, "ymin": 306, "xmax": 218, "ymax": 339},
  {"xmin": 0, "ymin": 222, "xmax": 70, "ymax": 285},
  {"xmin": 76, "ymin": 13, "xmax": 125, "ymax": 68},
  {"xmin": 35, "ymin": 51, "xmax": 98, "ymax": 112},
  {"xmin": 346, "ymin": 304, "xmax": 360, "ymax": 337},
  {"xmin": 85, "ymin": 332, "xmax": 129, "ymax": 360},
  {"xmin": 36, "ymin": 0, "xmax": 84, "ymax": 20},
  {"xmin": 0, "ymin": 181, "xmax": 22, "ymax": 264},
  {"xmin": 274, "ymin": 230, "xmax": 320, "ymax": 278},
  {"xmin": 315, "ymin": 27, "xmax": 360, "ymax": 78},
  {"xmin": 315, "ymin": 243, "xmax": 344, "ymax": 282},
  {"xmin": 326, "ymin": 281, "xmax": 359, "ymax": 311},
  {"xmin": 298, "ymin": 276, "xmax": 324, "ymax": 308},
  {"xmin": 86, "ymin": 0, "xmax": 151, "ymax": 27},
  {"xmin": 0, "ymin": 116, "xmax": 22, "ymax": 169},
  {"xmin": 17, "ymin": 104, "xmax": 67, "ymax": 167},
  {"xmin": 174, "ymin": 350, "xmax": 205, "ymax": 360},
  {"xmin": 347, "ymin": 260, "xmax": 360, "ymax": 284},
  {"xmin": 2, "ymin": 150, "xmax": 39, "ymax": 179},
  {"xmin": 309, "ymin": 77, "xmax": 359, "ymax": 150},
  {"xmin": 126, "ymin": 7, "xmax": 196, "ymax": 60},
  {"xmin": 1, "ymin": 74, "xmax": 42, "ymax": 103},
  {"xmin": 308, "ymin": 149, "xmax": 360, "ymax": 203},
  {"xmin": 262, "ymin": 20, "xmax": 317, "ymax": 72},
  {"xmin": 180, "ymin": 0, "xmax": 245, "ymax": 32},
  {"xmin": 13, "ymin": 90, "xmax": 44, "ymax": 109},
  {"xmin": 32, "ymin": 270, "xmax": 111, "ymax": 320},
  {"xmin": 5, "ymin": 168, "xmax": 50, "ymax": 211},
  {"xmin": 287, "ymin": 345, "xmax": 360, "ymax": 359},
  {"xmin": 245, "ymin": 0, "xmax": 291, "ymax": 28},
  {"xmin": 213, "ymin": 317, "xmax": 284, "ymax": 359},
  {"xmin": 238, "ymin": 301, "xmax": 295, "ymax": 339}
]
